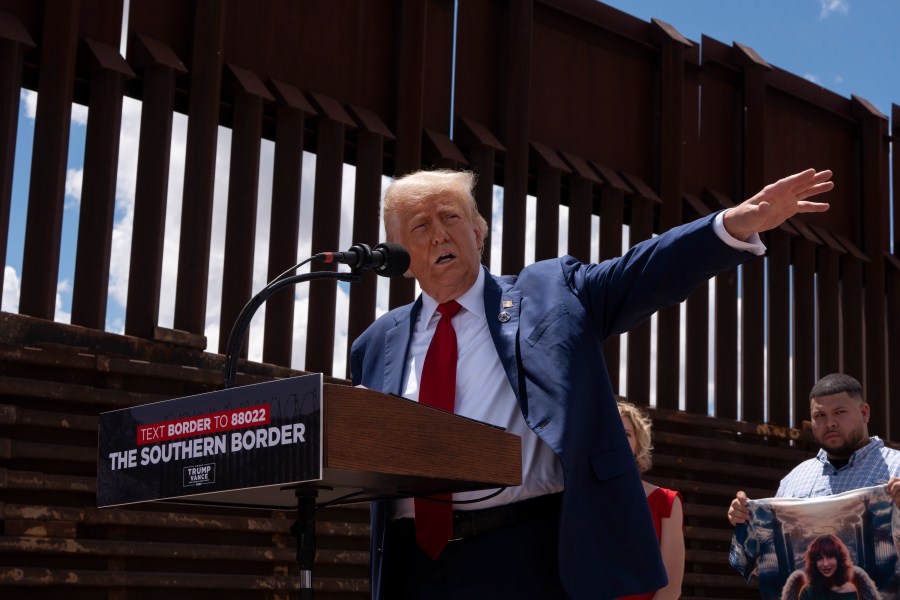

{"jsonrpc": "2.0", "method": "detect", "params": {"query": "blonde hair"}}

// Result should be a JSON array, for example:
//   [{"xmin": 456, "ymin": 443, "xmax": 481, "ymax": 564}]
[
  {"xmin": 381, "ymin": 169, "xmax": 489, "ymax": 243},
  {"xmin": 617, "ymin": 400, "xmax": 654, "ymax": 473}
]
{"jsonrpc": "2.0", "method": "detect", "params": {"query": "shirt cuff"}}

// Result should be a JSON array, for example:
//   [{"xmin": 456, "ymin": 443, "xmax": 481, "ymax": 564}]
[{"xmin": 714, "ymin": 210, "xmax": 766, "ymax": 256}]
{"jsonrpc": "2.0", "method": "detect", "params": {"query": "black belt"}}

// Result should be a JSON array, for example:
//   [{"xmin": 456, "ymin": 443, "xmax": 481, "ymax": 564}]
[{"xmin": 449, "ymin": 492, "xmax": 562, "ymax": 540}]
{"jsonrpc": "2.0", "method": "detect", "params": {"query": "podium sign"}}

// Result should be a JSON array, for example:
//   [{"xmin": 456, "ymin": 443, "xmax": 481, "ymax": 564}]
[{"xmin": 97, "ymin": 374, "xmax": 323, "ymax": 507}]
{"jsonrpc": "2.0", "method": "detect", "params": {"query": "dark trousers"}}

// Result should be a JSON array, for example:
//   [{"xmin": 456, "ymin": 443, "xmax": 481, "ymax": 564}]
[{"xmin": 381, "ymin": 501, "xmax": 568, "ymax": 599}]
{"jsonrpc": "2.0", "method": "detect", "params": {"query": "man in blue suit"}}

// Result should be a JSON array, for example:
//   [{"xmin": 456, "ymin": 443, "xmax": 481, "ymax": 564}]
[{"xmin": 350, "ymin": 168, "xmax": 833, "ymax": 599}]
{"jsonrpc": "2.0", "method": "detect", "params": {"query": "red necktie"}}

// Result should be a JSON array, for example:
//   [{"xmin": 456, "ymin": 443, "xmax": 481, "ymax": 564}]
[{"xmin": 415, "ymin": 300, "xmax": 462, "ymax": 559}]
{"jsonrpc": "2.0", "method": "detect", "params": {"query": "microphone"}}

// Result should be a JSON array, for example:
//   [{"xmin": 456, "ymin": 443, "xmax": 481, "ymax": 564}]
[{"xmin": 314, "ymin": 242, "xmax": 410, "ymax": 278}]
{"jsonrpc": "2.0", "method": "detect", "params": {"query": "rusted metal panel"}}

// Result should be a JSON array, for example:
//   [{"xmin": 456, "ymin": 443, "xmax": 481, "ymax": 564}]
[
  {"xmin": 0, "ymin": 0, "xmax": 123, "ymax": 71},
  {"xmin": 705, "ymin": 189, "xmax": 739, "ymax": 420},
  {"xmin": 887, "ymin": 253, "xmax": 900, "ymax": 440},
  {"xmin": 852, "ymin": 96, "xmax": 889, "ymax": 436},
  {"xmin": 530, "ymin": 142, "xmax": 567, "ymax": 263},
  {"xmin": 173, "ymin": 0, "xmax": 225, "ymax": 336},
  {"xmin": 18, "ymin": 0, "xmax": 81, "ymax": 320},
  {"xmin": 395, "ymin": 0, "xmax": 428, "ymax": 177},
  {"xmin": 217, "ymin": 65, "xmax": 275, "ymax": 355},
  {"xmin": 0, "ymin": 12, "xmax": 34, "ymax": 303},
  {"xmin": 454, "ymin": 0, "xmax": 503, "ymax": 136},
  {"xmin": 559, "ymin": 151, "xmax": 598, "ymax": 262},
  {"xmin": 682, "ymin": 194, "xmax": 710, "ymax": 416},
  {"xmin": 622, "ymin": 173, "xmax": 656, "ymax": 406},
  {"xmin": 814, "ymin": 242, "xmax": 843, "ymax": 376},
  {"xmin": 740, "ymin": 256, "xmax": 765, "ymax": 423},
  {"xmin": 656, "ymin": 108, "xmax": 685, "ymax": 383},
  {"xmin": 596, "ymin": 166, "xmax": 626, "ymax": 392},
  {"xmin": 422, "ymin": 129, "xmax": 467, "ymax": 168},
  {"xmin": 345, "ymin": 105, "xmax": 393, "ymax": 379},
  {"xmin": 457, "ymin": 118, "xmax": 503, "ymax": 268},
  {"xmin": 766, "ymin": 229, "xmax": 800, "ymax": 425},
  {"xmin": 500, "ymin": 0, "xmax": 533, "ymax": 275},
  {"xmin": 305, "ymin": 93, "xmax": 353, "ymax": 376},
  {"xmin": 71, "ymin": 39, "xmax": 134, "ymax": 329},
  {"xmin": 529, "ymin": 0, "xmax": 655, "ymax": 179},
  {"xmin": 764, "ymin": 71, "xmax": 856, "ymax": 240},
  {"xmin": 894, "ymin": 105, "xmax": 899, "ymax": 255},
  {"xmin": 792, "ymin": 237, "xmax": 817, "ymax": 424},
  {"xmin": 221, "ymin": 0, "xmax": 398, "ymax": 126},
  {"xmin": 698, "ymin": 35, "xmax": 740, "ymax": 201},
  {"xmin": 261, "ymin": 80, "xmax": 313, "ymax": 367},
  {"xmin": 735, "ymin": 43, "xmax": 769, "ymax": 423},
  {"xmin": 839, "ymin": 253, "xmax": 866, "ymax": 385},
  {"xmin": 124, "ymin": 35, "xmax": 187, "ymax": 339},
  {"xmin": 388, "ymin": 0, "xmax": 430, "ymax": 311}
]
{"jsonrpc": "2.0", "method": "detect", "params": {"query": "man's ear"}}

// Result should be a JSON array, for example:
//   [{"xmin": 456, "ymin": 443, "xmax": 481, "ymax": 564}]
[
  {"xmin": 474, "ymin": 223, "xmax": 485, "ymax": 254},
  {"xmin": 860, "ymin": 403, "xmax": 871, "ymax": 423}
]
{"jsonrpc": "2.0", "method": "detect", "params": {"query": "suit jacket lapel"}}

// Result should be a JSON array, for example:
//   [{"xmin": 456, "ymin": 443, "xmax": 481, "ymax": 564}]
[
  {"xmin": 382, "ymin": 296, "xmax": 422, "ymax": 395},
  {"xmin": 483, "ymin": 268, "xmax": 523, "ymax": 410}
]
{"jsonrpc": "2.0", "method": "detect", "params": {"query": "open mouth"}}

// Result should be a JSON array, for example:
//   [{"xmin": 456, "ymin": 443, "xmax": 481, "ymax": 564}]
[{"xmin": 436, "ymin": 253, "xmax": 455, "ymax": 265}]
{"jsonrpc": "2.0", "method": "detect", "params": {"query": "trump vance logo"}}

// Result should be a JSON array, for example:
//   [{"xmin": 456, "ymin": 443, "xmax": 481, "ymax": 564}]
[{"xmin": 183, "ymin": 463, "xmax": 215, "ymax": 487}]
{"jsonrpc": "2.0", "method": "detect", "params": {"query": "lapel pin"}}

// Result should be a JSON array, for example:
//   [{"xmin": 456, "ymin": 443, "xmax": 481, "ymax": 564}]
[
  {"xmin": 501, "ymin": 299, "xmax": 513, "ymax": 309},
  {"xmin": 498, "ymin": 311, "xmax": 511, "ymax": 323}
]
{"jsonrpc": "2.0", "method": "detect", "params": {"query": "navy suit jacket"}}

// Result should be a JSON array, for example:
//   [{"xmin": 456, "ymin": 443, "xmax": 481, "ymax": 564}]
[{"xmin": 350, "ymin": 212, "xmax": 755, "ymax": 599}]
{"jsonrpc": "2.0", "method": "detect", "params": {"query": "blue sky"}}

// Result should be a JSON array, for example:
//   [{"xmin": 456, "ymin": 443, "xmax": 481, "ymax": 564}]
[{"xmin": 2, "ymin": 0, "xmax": 897, "ymax": 384}]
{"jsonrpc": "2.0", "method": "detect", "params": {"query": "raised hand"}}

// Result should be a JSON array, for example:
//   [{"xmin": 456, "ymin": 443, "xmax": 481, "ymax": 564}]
[{"xmin": 723, "ymin": 168, "xmax": 833, "ymax": 242}]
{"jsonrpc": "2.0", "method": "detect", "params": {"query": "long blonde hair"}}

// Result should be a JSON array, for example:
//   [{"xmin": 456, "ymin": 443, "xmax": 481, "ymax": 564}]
[{"xmin": 617, "ymin": 400, "xmax": 654, "ymax": 473}]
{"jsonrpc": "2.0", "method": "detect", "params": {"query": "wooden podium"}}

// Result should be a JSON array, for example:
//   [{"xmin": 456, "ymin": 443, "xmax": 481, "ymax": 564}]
[
  {"xmin": 98, "ymin": 375, "xmax": 522, "ymax": 596},
  {"xmin": 316, "ymin": 382, "xmax": 522, "ymax": 501},
  {"xmin": 137, "ymin": 382, "xmax": 523, "ymax": 509},
  {"xmin": 98, "ymin": 375, "xmax": 521, "ymax": 509}
]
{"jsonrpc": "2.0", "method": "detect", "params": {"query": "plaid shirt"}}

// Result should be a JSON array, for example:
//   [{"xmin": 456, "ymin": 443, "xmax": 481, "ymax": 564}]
[{"xmin": 775, "ymin": 436, "xmax": 900, "ymax": 498}]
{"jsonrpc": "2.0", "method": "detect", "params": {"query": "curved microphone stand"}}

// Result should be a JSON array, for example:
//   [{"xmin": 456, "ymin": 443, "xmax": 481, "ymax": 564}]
[{"xmin": 222, "ymin": 269, "xmax": 361, "ymax": 389}]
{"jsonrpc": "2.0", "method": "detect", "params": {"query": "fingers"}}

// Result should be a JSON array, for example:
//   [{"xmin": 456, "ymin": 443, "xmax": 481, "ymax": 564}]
[
  {"xmin": 727, "ymin": 491, "xmax": 751, "ymax": 525},
  {"xmin": 785, "ymin": 168, "xmax": 831, "ymax": 188},
  {"xmin": 794, "ymin": 200, "xmax": 831, "ymax": 213},
  {"xmin": 886, "ymin": 477, "xmax": 900, "ymax": 507},
  {"xmin": 795, "ymin": 183, "xmax": 834, "ymax": 202},
  {"xmin": 786, "ymin": 168, "xmax": 833, "ymax": 192},
  {"xmin": 810, "ymin": 168, "xmax": 833, "ymax": 183}
]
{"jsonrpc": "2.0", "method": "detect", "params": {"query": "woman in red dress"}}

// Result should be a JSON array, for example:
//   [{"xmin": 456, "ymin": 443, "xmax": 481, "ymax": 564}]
[{"xmin": 617, "ymin": 401, "xmax": 685, "ymax": 600}]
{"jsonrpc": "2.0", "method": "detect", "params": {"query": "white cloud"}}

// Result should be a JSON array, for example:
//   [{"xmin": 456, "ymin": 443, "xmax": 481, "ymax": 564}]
[
  {"xmin": 71, "ymin": 103, "xmax": 88, "ymax": 126},
  {"xmin": 804, "ymin": 73, "xmax": 822, "ymax": 85},
  {"xmin": 64, "ymin": 167, "xmax": 83, "ymax": 204},
  {"xmin": 106, "ymin": 97, "xmax": 143, "ymax": 317},
  {"xmin": 201, "ymin": 125, "xmax": 233, "ymax": 355},
  {"xmin": 21, "ymin": 89, "xmax": 37, "ymax": 118},
  {"xmin": 2, "ymin": 266, "xmax": 20, "ymax": 312},
  {"xmin": 55, "ymin": 279, "xmax": 71, "ymax": 324},
  {"xmin": 157, "ymin": 111, "xmax": 189, "ymax": 329},
  {"xmin": 490, "ymin": 185, "xmax": 503, "ymax": 273},
  {"xmin": 819, "ymin": 0, "xmax": 849, "ymax": 19},
  {"xmin": 332, "ymin": 282, "xmax": 351, "ymax": 378}
]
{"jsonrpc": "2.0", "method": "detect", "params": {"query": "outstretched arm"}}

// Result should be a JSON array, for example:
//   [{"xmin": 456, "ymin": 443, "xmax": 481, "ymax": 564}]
[{"xmin": 723, "ymin": 168, "xmax": 833, "ymax": 242}]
